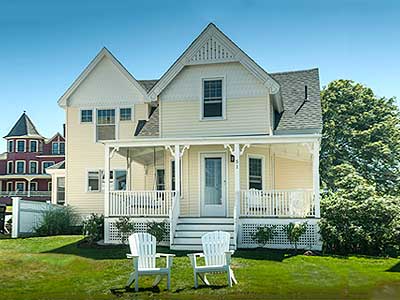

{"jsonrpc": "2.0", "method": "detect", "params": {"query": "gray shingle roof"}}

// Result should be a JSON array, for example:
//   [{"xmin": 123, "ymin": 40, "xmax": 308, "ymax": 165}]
[
  {"xmin": 137, "ymin": 80, "xmax": 158, "ymax": 92},
  {"xmin": 271, "ymin": 68, "xmax": 322, "ymax": 134},
  {"xmin": 136, "ymin": 107, "xmax": 160, "ymax": 137},
  {"xmin": 4, "ymin": 113, "xmax": 43, "ymax": 138}
]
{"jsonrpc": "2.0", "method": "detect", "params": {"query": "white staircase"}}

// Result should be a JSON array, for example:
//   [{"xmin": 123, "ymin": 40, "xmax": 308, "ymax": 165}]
[{"xmin": 171, "ymin": 218, "xmax": 236, "ymax": 251}]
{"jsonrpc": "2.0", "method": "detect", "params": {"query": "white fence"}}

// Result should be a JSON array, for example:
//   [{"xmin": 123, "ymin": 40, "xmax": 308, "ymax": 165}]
[
  {"xmin": 109, "ymin": 191, "xmax": 175, "ymax": 217},
  {"xmin": 240, "ymin": 189, "xmax": 315, "ymax": 218},
  {"xmin": 11, "ymin": 197, "xmax": 60, "ymax": 238}
]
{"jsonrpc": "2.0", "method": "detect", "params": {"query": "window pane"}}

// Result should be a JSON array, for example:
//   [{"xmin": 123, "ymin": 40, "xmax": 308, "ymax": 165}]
[
  {"xmin": 203, "ymin": 79, "xmax": 223, "ymax": 118},
  {"xmin": 97, "ymin": 109, "xmax": 115, "ymax": 125},
  {"xmin": 60, "ymin": 143, "xmax": 65, "ymax": 155},
  {"xmin": 52, "ymin": 143, "xmax": 59, "ymax": 154},
  {"xmin": 8, "ymin": 141, "xmax": 13, "ymax": 152},
  {"xmin": 16, "ymin": 183, "xmax": 25, "ymax": 191},
  {"xmin": 96, "ymin": 125, "xmax": 115, "ymax": 141},
  {"xmin": 88, "ymin": 171, "xmax": 100, "ymax": 191},
  {"xmin": 30, "ymin": 162, "xmax": 37, "ymax": 174},
  {"xmin": 57, "ymin": 177, "xmax": 65, "ymax": 204},
  {"xmin": 81, "ymin": 110, "xmax": 93, "ymax": 122},
  {"xmin": 17, "ymin": 141, "xmax": 25, "ymax": 152},
  {"xmin": 156, "ymin": 169, "xmax": 165, "ymax": 191},
  {"xmin": 120, "ymin": 108, "xmax": 132, "ymax": 121},
  {"xmin": 43, "ymin": 162, "xmax": 54, "ymax": 171},
  {"xmin": 249, "ymin": 158, "xmax": 263, "ymax": 190},
  {"xmin": 97, "ymin": 109, "xmax": 115, "ymax": 140},
  {"xmin": 30, "ymin": 182, "xmax": 37, "ymax": 191},
  {"xmin": 16, "ymin": 162, "xmax": 24, "ymax": 174},
  {"xmin": 114, "ymin": 170, "xmax": 126, "ymax": 191},
  {"xmin": 7, "ymin": 162, "xmax": 13, "ymax": 174},
  {"xmin": 30, "ymin": 141, "xmax": 37, "ymax": 152}
]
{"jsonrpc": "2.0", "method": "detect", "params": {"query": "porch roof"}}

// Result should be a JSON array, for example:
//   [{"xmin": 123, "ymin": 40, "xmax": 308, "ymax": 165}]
[{"xmin": 103, "ymin": 133, "xmax": 321, "ymax": 148}]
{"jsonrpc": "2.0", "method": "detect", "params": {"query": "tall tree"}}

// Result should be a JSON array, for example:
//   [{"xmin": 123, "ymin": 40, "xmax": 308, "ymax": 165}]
[{"xmin": 321, "ymin": 80, "xmax": 400, "ymax": 195}]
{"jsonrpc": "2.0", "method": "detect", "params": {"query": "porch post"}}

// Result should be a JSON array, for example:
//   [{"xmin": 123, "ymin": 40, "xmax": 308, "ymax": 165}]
[
  {"xmin": 234, "ymin": 144, "xmax": 241, "ymax": 219},
  {"xmin": 174, "ymin": 145, "xmax": 181, "ymax": 197},
  {"xmin": 104, "ymin": 145, "xmax": 110, "ymax": 218},
  {"xmin": 313, "ymin": 140, "xmax": 320, "ymax": 218},
  {"xmin": 27, "ymin": 179, "xmax": 31, "ymax": 197}
]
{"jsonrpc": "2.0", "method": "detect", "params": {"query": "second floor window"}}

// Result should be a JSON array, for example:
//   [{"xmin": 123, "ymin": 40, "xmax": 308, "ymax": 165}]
[
  {"xmin": 97, "ymin": 109, "xmax": 115, "ymax": 141},
  {"xmin": 16, "ymin": 161, "xmax": 25, "ymax": 174},
  {"xmin": 17, "ymin": 140, "xmax": 26, "ymax": 152},
  {"xmin": 81, "ymin": 109, "xmax": 93, "ymax": 123},
  {"xmin": 30, "ymin": 161, "xmax": 38, "ymax": 174},
  {"xmin": 52, "ymin": 142, "xmax": 65, "ymax": 155},
  {"xmin": 202, "ymin": 79, "xmax": 223, "ymax": 119},
  {"xmin": 120, "ymin": 108, "xmax": 132, "ymax": 121},
  {"xmin": 7, "ymin": 140, "xmax": 14, "ymax": 152},
  {"xmin": 30, "ymin": 140, "xmax": 38, "ymax": 152}
]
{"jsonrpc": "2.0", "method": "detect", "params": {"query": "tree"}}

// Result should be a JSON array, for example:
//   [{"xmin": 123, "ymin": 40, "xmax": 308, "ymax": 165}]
[{"xmin": 321, "ymin": 80, "xmax": 400, "ymax": 195}]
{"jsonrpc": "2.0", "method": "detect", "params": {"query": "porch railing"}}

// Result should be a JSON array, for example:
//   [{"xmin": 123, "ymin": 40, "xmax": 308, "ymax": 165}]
[
  {"xmin": 240, "ymin": 189, "xmax": 315, "ymax": 218},
  {"xmin": 109, "ymin": 190, "xmax": 175, "ymax": 217}
]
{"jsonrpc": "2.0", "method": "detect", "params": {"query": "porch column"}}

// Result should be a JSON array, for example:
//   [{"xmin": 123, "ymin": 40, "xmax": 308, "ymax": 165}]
[
  {"xmin": 174, "ymin": 145, "xmax": 181, "ymax": 197},
  {"xmin": 234, "ymin": 144, "xmax": 241, "ymax": 219},
  {"xmin": 27, "ymin": 179, "xmax": 31, "ymax": 197},
  {"xmin": 313, "ymin": 140, "xmax": 320, "ymax": 218},
  {"xmin": 104, "ymin": 145, "xmax": 110, "ymax": 217}
]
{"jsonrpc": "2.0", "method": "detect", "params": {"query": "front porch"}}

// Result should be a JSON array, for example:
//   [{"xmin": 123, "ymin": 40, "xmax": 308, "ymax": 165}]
[{"xmin": 102, "ymin": 135, "xmax": 321, "ymax": 250}]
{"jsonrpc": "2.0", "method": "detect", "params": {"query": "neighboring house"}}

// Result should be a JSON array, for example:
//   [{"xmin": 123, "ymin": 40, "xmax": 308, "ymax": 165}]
[
  {"xmin": 58, "ymin": 23, "xmax": 322, "ymax": 250},
  {"xmin": 0, "ymin": 113, "xmax": 65, "ymax": 205}
]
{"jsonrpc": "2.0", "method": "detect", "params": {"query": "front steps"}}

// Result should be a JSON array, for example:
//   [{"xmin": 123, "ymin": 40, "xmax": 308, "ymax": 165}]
[{"xmin": 171, "ymin": 217, "xmax": 235, "ymax": 251}]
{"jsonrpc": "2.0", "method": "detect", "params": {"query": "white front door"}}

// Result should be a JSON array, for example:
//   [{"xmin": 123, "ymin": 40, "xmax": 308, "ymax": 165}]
[{"xmin": 201, "ymin": 153, "xmax": 226, "ymax": 217}]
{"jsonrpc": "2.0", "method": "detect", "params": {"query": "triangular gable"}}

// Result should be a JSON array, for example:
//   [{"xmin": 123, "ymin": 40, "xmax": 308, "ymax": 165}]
[
  {"xmin": 58, "ymin": 47, "xmax": 149, "ymax": 107},
  {"xmin": 148, "ymin": 23, "xmax": 282, "ymax": 110}
]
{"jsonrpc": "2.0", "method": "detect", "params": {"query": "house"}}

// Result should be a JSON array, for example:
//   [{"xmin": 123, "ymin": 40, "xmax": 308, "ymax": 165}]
[
  {"xmin": 58, "ymin": 23, "xmax": 322, "ymax": 250},
  {"xmin": 0, "ymin": 113, "xmax": 66, "ymax": 205}
]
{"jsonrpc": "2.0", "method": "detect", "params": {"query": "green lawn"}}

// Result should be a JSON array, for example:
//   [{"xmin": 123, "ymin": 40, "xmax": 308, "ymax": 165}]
[{"xmin": 0, "ymin": 236, "xmax": 399, "ymax": 300}]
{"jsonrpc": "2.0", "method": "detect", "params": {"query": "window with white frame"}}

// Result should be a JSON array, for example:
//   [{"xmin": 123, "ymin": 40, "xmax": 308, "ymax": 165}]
[
  {"xmin": 29, "ymin": 161, "xmax": 38, "ymax": 174},
  {"xmin": 16, "ymin": 161, "xmax": 25, "ymax": 174},
  {"xmin": 96, "ymin": 109, "xmax": 116, "ymax": 141},
  {"xmin": 114, "ymin": 170, "xmax": 127, "ymax": 191},
  {"xmin": 202, "ymin": 79, "xmax": 223, "ymax": 118},
  {"xmin": 30, "ymin": 140, "xmax": 38, "ymax": 152},
  {"xmin": 120, "ymin": 108, "xmax": 132, "ymax": 121},
  {"xmin": 87, "ymin": 171, "xmax": 101, "ymax": 192},
  {"xmin": 42, "ymin": 161, "xmax": 54, "ymax": 173},
  {"xmin": 7, "ymin": 161, "xmax": 13, "ymax": 174},
  {"xmin": 156, "ymin": 169, "xmax": 165, "ymax": 191},
  {"xmin": 30, "ymin": 182, "xmax": 38, "ymax": 191},
  {"xmin": 52, "ymin": 142, "xmax": 65, "ymax": 155},
  {"xmin": 81, "ymin": 109, "xmax": 93, "ymax": 123},
  {"xmin": 57, "ymin": 177, "xmax": 65, "ymax": 204},
  {"xmin": 248, "ymin": 156, "xmax": 263, "ymax": 190},
  {"xmin": 16, "ymin": 182, "xmax": 25, "ymax": 192},
  {"xmin": 7, "ymin": 140, "xmax": 14, "ymax": 153},
  {"xmin": 17, "ymin": 140, "xmax": 26, "ymax": 152}
]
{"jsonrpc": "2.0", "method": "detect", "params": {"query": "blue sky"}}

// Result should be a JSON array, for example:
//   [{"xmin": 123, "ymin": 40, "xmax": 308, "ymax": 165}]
[{"xmin": 0, "ymin": 0, "xmax": 399, "ymax": 150}]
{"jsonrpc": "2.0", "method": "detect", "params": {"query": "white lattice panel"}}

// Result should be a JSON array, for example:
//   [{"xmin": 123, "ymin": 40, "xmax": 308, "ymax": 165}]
[
  {"xmin": 238, "ymin": 219, "xmax": 322, "ymax": 250},
  {"xmin": 105, "ymin": 217, "xmax": 170, "ymax": 245}
]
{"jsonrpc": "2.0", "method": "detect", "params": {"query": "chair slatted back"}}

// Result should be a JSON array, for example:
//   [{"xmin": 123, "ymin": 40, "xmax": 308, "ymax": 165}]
[
  {"xmin": 201, "ymin": 231, "xmax": 230, "ymax": 266},
  {"xmin": 128, "ymin": 233, "xmax": 156, "ymax": 269}
]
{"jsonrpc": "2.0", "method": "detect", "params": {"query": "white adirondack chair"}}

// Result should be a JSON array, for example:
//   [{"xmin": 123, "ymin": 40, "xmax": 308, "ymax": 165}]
[
  {"xmin": 187, "ymin": 231, "xmax": 237, "ymax": 288},
  {"xmin": 126, "ymin": 232, "xmax": 175, "ymax": 292}
]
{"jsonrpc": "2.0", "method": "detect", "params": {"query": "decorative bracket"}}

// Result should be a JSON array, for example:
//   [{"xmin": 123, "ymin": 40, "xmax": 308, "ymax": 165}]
[
  {"xmin": 165, "ymin": 145, "xmax": 190, "ymax": 158},
  {"xmin": 224, "ymin": 144, "xmax": 250, "ymax": 157},
  {"xmin": 110, "ymin": 147, "xmax": 119, "ymax": 159}
]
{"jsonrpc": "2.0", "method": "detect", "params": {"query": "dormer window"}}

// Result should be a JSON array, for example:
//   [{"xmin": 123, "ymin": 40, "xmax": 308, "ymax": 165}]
[
  {"xmin": 7, "ymin": 140, "xmax": 14, "ymax": 153},
  {"xmin": 52, "ymin": 142, "xmax": 65, "ymax": 155},
  {"xmin": 202, "ymin": 78, "xmax": 224, "ymax": 119}
]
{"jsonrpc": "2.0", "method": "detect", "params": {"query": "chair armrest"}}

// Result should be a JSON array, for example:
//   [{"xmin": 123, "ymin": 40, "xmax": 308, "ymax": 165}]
[
  {"xmin": 156, "ymin": 253, "xmax": 176, "ymax": 258},
  {"xmin": 187, "ymin": 252, "xmax": 204, "ymax": 258},
  {"xmin": 126, "ymin": 254, "xmax": 139, "ymax": 259},
  {"xmin": 187, "ymin": 252, "xmax": 204, "ymax": 268},
  {"xmin": 225, "ymin": 251, "xmax": 233, "ymax": 265}
]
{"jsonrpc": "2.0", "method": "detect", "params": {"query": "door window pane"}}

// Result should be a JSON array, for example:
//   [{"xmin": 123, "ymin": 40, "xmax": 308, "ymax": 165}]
[{"xmin": 204, "ymin": 158, "xmax": 222, "ymax": 205}]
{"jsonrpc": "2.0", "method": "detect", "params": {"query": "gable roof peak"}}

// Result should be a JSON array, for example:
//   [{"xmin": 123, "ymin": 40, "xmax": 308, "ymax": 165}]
[{"xmin": 4, "ymin": 112, "xmax": 43, "ymax": 139}]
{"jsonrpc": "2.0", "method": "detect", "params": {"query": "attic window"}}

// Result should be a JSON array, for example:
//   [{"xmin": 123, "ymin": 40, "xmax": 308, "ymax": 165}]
[{"xmin": 305, "ymin": 85, "xmax": 308, "ymax": 100}]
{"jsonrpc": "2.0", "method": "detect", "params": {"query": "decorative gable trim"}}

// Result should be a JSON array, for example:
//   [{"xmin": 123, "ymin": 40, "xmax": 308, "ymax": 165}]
[
  {"xmin": 58, "ymin": 47, "xmax": 149, "ymax": 107},
  {"xmin": 149, "ymin": 23, "xmax": 282, "ymax": 110}
]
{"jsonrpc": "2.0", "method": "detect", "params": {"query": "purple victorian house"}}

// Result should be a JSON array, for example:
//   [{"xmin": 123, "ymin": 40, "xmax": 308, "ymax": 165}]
[{"xmin": 0, "ymin": 113, "xmax": 65, "ymax": 205}]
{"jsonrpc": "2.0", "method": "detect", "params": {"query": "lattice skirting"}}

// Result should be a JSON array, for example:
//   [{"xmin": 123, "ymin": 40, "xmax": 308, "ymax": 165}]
[
  {"xmin": 238, "ymin": 218, "xmax": 322, "ymax": 250},
  {"xmin": 104, "ymin": 217, "xmax": 170, "ymax": 245}
]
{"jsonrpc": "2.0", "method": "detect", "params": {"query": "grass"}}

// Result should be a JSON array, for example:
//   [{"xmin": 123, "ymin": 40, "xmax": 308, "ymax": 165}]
[{"xmin": 0, "ymin": 236, "xmax": 399, "ymax": 300}]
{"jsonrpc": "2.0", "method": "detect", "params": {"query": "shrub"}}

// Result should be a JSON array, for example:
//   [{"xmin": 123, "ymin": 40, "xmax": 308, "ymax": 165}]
[
  {"xmin": 147, "ymin": 220, "xmax": 168, "ymax": 244},
  {"xmin": 34, "ymin": 206, "xmax": 80, "ymax": 236},
  {"xmin": 115, "ymin": 217, "xmax": 135, "ymax": 244},
  {"xmin": 251, "ymin": 225, "xmax": 276, "ymax": 248},
  {"xmin": 82, "ymin": 214, "xmax": 104, "ymax": 244},
  {"xmin": 320, "ymin": 193, "xmax": 400, "ymax": 256},
  {"xmin": 284, "ymin": 222, "xmax": 308, "ymax": 252}
]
